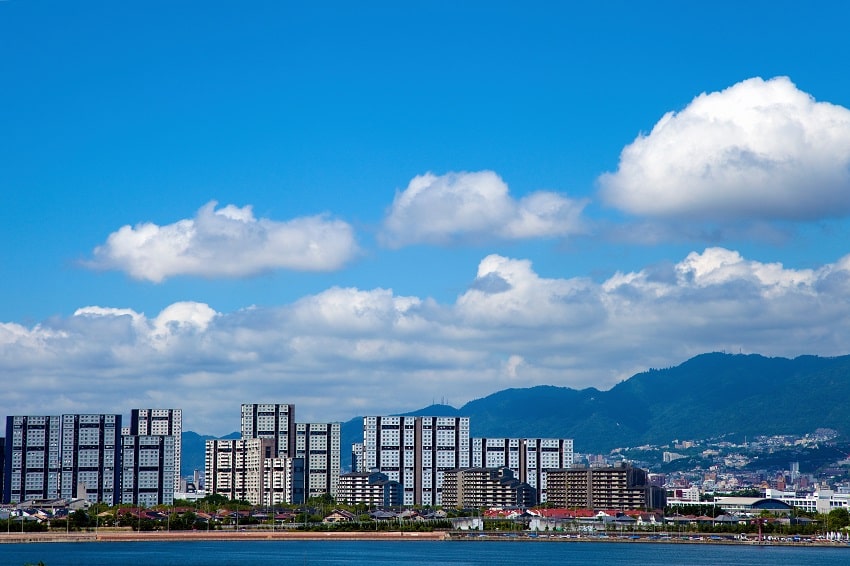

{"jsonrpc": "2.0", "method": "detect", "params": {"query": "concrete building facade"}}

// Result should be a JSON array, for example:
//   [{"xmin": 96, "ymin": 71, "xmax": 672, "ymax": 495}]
[
  {"xmin": 362, "ymin": 416, "xmax": 470, "ymax": 506},
  {"xmin": 441, "ymin": 466, "xmax": 537, "ymax": 509},
  {"xmin": 130, "ymin": 408, "xmax": 182, "ymax": 494},
  {"xmin": 3, "ymin": 416, "xmax": 62, "ymax": 504},
  {"xmin": 205, "ymin": 438, "xmax": 276, "ymax": 505},
  {"xmin": 337, "ymin": 470, "xmax": 403, "ymax": 507},
  {"xmin": 295, "ymin": 422, "xmax": 341, "ymax": 500},
  {"xmin": 120, "ymin": 434, "xmax": 176, "ymax": 506},
  {"xmin": 545, "ymin": 463, "xmax": 665, "ymax": 510},
  {"xmin": 471, "ymin": 437, "xmax": 574, "ymax": 502},
  {"xmin": 261, "ymin": 455, "xmax": 304, "ymax": 505},
  {"xmin": 60, "ymin": 414, "xmax": 122, "ymax": 505},
  {"xmin": 351, "ymin": 442, "xmax": 364, "ymax": 474},
  {"xmin": 241, "ymin": 403, "xmax": 295, "ymax": 458}
]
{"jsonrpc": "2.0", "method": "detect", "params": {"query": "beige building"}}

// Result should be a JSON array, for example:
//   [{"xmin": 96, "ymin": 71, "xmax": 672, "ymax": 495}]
[
  {"xmin": 441, "ymin": 467, "xmax": 537, "ymax": 509},
  {"xmin": 337, "ymin": 470, "xmax": 402, "ymax": 507},
  {"xmin": 261, "ymin": 455, "xmax": 303, "ymax": 505},
  {"xmin": 545, "ymin": 463, "xmax": 665, "ymax": 510}
]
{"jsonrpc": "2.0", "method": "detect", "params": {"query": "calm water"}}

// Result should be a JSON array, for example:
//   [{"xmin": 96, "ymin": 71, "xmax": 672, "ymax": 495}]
[{"xmin": 1, "ymin": 540, "xmax": 849, "ymax": 566}]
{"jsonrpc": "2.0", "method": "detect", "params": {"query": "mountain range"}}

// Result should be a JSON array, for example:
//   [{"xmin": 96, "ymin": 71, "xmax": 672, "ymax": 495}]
[{"xmin": 181, "ymin": 352, "xmax": 850, "ymax": 476}]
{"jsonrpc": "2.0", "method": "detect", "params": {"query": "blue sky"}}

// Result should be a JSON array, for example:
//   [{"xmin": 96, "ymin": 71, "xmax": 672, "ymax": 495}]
[{"xmin": 3, "ymin": 1, "xmax": 850, "ymax": 434}]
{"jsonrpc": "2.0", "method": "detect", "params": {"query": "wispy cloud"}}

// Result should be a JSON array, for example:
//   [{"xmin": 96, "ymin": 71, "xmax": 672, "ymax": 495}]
[
  {"xmin": 599, "ymin": 76, "xmax": 850, "ymax": 222},
  {"xmin": 86, "ymin": 201, "xmax": 359, "ymax": 282},
  {"xmin": 380, "ymin": 171, "xmax": 587, "ymax": 247},
  {"xmin": 5, "ymin": 249, "xmax": 850, "ymax": 433}
]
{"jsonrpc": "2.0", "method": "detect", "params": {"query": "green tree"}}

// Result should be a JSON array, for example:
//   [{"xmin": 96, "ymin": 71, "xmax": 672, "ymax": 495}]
[
  {"xmin": 198, "ymin": 494, "xmax": 230, "ymax": 507},
  {"xmin": 68, "ymin": 510, "xmax": 90, "ymax": 530},
  {"xmin": 828, "ymin": 507, "xmax": 850, "ymax": 529}
]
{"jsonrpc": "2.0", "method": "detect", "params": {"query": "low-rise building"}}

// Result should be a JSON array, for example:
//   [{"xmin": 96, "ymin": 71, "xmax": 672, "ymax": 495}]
[
  {"xmin": 337, "ymin": 470, "xmax": 402, "ymax": 507},
  {"xmin": 713, "ymin": 496, "xmax": 793, "ymax": 516},
  {"xmin": 441, "ymin": 466, "xmax": 537, "ymax": 509},
  {"xmin": 545, "ymin": 463, "xmax": 665, "ymax": 510},
  {"xmin": 764, "ymin": 488, "xmax": 850, "ymax": 514}
]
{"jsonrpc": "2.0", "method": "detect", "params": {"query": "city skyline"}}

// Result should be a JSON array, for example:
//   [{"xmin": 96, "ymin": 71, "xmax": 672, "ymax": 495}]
[{"xmin": 3, "ymin": 2, "xmax": 850, "ymax": 435}]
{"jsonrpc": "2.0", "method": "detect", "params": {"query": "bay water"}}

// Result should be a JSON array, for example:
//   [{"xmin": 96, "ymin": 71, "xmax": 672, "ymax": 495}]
[{"xmin": 2, "ymin": 540, "xmax": 849, "ymax": 566}]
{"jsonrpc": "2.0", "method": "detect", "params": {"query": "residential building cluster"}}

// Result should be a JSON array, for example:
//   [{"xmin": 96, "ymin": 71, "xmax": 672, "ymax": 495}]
[
  {"xmin": 344, "ymin": 415, "xmax": 585, "ymax": 508},
  {"xmin": 2, "ymin": 410, "xmax": 181, "ymax": 506},
  {"xmin": 204, "ymin": 403, "xmax": 341, "ymax": 506},
  {"xmin": 3, "ymin": 404, "xmax": 669, "ymax": 512}
]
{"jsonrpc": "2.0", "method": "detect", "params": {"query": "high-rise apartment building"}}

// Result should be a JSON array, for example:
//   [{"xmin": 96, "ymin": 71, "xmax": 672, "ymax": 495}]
[
  {"xmin": 295, "ymin": 422, "xmax": 341, "ymax": 499},
  {"xmin": 120, "ymin": 434, "xmax": 175, "ymax": 506},
  {"xmin": 205, "ymin": 438, "xmax": 276, "ymax": 505},
  {"xmin": 130, "ymin": 409, "xmax": 182, "ymax": 494},
  {"xmin": 240, "ymin": 404, "xmax": 295, "ymax": 458},
  {"xmin": 0, "ymin": 437, "xmax": 4, "ymax": 503},
  {"xmin": 4, "ymin": 410, "xmax": 182, "ymax": 506},
  {"xmin": 240, "ymin": 403, "xmax": 340, "ymax": 501},
  {"xmin": 261, "ymin": 454, "xmax": 305, "ymax": 505},
  {"xmin": 361, "ymin": 416, "xmax": 470, "ymax": 506},
  {"xmin": 60, "ymin": 414, "xmax": 122, "ymax": 505},
  {"xmin": 3, "ymin": 416, "xmax": 62, "ymax": 504},
  {"xmin": 471, "ymin": 437, "xmax": 574, "ymax": 502},
  {"xmin": 351, "ymin": 442, "xmax": 364, "ymax": 474}
]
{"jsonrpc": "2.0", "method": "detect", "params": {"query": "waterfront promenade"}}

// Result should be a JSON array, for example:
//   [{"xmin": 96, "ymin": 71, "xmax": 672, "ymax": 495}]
[
  {"xmin": 2, "ymin": 529, "xmax": 848, "ymax": 548},
  {"xmin": 0, "ymin": 529, "xmax": 447, "ymax": 544}
]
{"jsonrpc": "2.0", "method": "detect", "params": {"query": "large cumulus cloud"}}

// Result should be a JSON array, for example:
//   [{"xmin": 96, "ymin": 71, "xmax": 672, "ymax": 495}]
[
  {"xmin": 599, "ymin": 77, "xmax": 850, "ymax": 221},
  {"xmin": 4, "ymin": 249, "xmax": 850, "ymax": 434},
  {"xmin": 87, "ymin": 201, "xmax": 359, "ymax": 282},
  {"xmin": 380, "ymin": 171, "xmax": 587, "ymax": 247}
]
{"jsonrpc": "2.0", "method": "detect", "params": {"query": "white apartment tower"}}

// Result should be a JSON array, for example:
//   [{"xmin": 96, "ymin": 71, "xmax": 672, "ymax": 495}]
[
  {"xmin": 351, "ymin": 442, "xmax": 364, "ymax": 474},
  {"xmin": 130, "ymin": 408, "xmax": 182, "ymax": 494},
  {"xmin": 471, "ymin": 437, "xmax": 574, "ymax": 503},
  {"xmin": 241, "ymin": 404, "xmax": 295, "ymax": 458},
  {"xmin": 120, "ymin": 434, "xmax": 176, "ymax": 506},
  {"xmin": 60, "ymin": 414, "xmax": 122, "ymax": 505},
  {"xmin": 205, "ymin": 438, "xmax": 276, "ymax": 505},
  {"xmin": 362, "ymin": 416, "xmax": 470, "ymax": 506},
  {"xmin": 3, "ymin": 415, "xmax": 62, "ymax": 504},
  {"xmin": 295, "ymin": 422, "xmax": 341, "ymax": 500},
  {"xmin": 262, "ymin": 455, "xmax": 304, "ymax": 505}
]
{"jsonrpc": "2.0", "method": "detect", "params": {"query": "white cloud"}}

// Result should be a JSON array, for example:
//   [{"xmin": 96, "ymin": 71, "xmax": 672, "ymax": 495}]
[
  {"xmin": 380, "ymin": 171, "xmax": 587, "ymax": 247},
  {"xmin": 457, "ymin": 254, "xmax": 602, "ymax": 327},
  {"xmin": 87, "ymin": 201, "xmax": 359, "ymax": 282},
  {"xmin": 599, "ymin": 77, "xmax": 850, "ymax": 221},
  {"xmin": 4, "ymin": 248, "xmax": 850, "ymax": 434}
]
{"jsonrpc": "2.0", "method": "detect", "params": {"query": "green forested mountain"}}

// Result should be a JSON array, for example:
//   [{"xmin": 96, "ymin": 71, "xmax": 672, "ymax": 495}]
[
  {"xmin": 451, "ymin": 352, "xmax": 850, "ymax": 453},
  {"xmin": 184, "ymin": 353, "xmax": 850, "ymax": 475}
]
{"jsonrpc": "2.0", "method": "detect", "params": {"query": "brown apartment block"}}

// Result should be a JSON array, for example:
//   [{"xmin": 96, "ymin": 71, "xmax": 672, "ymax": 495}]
[{"xmin": 545, "ymin": 463, "xmax": 666, "ymax": 510}]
